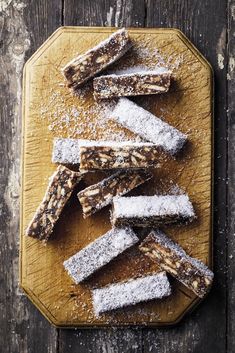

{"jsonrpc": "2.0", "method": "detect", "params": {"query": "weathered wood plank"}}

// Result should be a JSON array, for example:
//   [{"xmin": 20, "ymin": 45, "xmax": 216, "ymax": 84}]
[
  {"xmin": 0, "ymin": 1, "xmax": 61, "ymax": 352},
  {"xmin": 227, "ymin": 0, "xmax": 235, "ymax": 352},
  {"xmin": 143, "ymin": 1, "xmax": 228, "ymax": 352}
]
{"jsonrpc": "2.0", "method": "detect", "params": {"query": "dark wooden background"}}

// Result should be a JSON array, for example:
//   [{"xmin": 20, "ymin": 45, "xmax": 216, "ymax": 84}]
[{"xmin": 0, "ymin": 0, "xmax": 234, "ymax": 352}]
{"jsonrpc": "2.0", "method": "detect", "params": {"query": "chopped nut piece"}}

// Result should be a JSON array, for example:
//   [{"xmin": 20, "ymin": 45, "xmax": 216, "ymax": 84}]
[
  {"xmin": 26, "ymin": 165, "xmax": 83, "ymax": 241},
  {"xmin": 93, "ymin": 70, "xmax": 171, "ymax": 99},
  {"xmin": 78, "ymin": 169, "xmax": 152, "ymax": 218},
  {"xmin": 62, "ymin": 28, "xmax": 132, "ymax": 89},
  {"xmin": 139, "ymin": 229, "xmax": 214, "ymax": 298}
]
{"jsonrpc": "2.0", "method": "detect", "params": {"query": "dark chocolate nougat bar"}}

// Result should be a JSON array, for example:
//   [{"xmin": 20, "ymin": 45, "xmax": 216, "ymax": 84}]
[
  {"xmin": 26, "ymin": 165, "xmax": 83, "ymax": 241},
  {"xmin": 62, "ymin": 28, "xmax": 132, "ymax": 89},
  {"xmin": 79, "ymin": 142, "xmax": 159, "ymax": 171},
  {"xmin": 111, "ymin": 194, "xmax": 195, "ymax": 227},
  {"xmin": 63, "ymin": 227, "xmax": 139, "ymax": 283},
  {"xmin": 93, "ymin": 70, "xmax": 171, "ymax": 99},
  {"xmin": 78, "ymin": 169, "xmax": 152, "ymax": 218},
  {"xmin": 139, "ymin": 230, "xmax": 214, "ymax": 298},
  {"xmin": 111, "ymin": 98, "xmax": 187, "ymax": 155},
  {"xmin": 92, "ymin": 271, "xmax": 171, "ymax": 316}
]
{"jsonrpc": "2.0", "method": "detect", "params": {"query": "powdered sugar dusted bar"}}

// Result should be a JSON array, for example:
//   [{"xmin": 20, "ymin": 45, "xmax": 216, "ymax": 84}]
[
  {"xmin": 62, "ymin": 28, "xmax": 132, "ymax": 89},
  {"xmin": 63, "ymin": 227, "xmax": 138, "ymax": 284},
  {"xmin": 26, "ymin": 166, "xmax": 83, "ymax": 241},
  {"xmin": 111, "ymin": 194, "xmax": 195, "ymax": 227},
  {"xmin": 78, "ymin": 169, "xmax": 152, "ymax": 218},
  {"xmin": 52, "ymin": 138, "xmax": 95, "ymax": 165},
  {"xmin": 93, "ymin": 70, "xmax": 171, "ymax": 99},
  {"xmin": 139, "ymin": 230, "xmax": 214, "ymax": 298},
  {"xmin": 92, "ymin": 271, "xmax": 171, "ymax": 316},
  {"xmin": 111, "ymin": 98, "xmax": 187, "ymax": 155},
  {"xmin": 79, "ymin": 142, "xmax": 159, "ymax": 171}
]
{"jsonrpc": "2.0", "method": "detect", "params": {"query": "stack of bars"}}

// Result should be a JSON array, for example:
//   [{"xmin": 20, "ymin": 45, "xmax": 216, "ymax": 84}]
[{"xmin": 25, "ymin": 28, "xmax": 214, "ymax": 317}]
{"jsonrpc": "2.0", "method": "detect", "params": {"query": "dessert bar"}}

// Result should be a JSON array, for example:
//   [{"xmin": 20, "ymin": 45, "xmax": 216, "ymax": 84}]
[
  {"xmin": 139, "ymin": 229, "xmax": 214, "ymax": 298},
  {"xmin": 111, "ymin": 194, "xmax": 195, "ymax": 227},
  {"xmin": 93, "ymin": 70, "xmax": 171, "ymax": 99},
  {"xmin": 111, "ymin": 98, "xmax": 187, "ymax": 155},
  {"xmin": 63, "ymin": 227, "xmax": 138, "ymax": 284},
  {"xmin": 92, "ymin": 271, "xmax": 171, "ymax": 316},
  {"xmin": 78, "ymin": 169, "xmax": 152, "ymax": 218},
  {"xmin": 62, "ymin": 28, "xmax": 132, "ymax": 89},
  {"xmin": 26, "ymin": 165, "xmax": 82, "ymax": 241},
  {"xmin": 79, "ymin": 142, "xmax": 159, "ymax": 171},
  {"xmin": 52, "ymin": 138, "xmax": 96, "ymax": 165}
]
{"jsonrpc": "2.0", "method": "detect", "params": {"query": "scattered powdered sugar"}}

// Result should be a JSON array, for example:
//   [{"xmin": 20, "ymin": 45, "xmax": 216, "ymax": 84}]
[
  {"xmin": 63, "ymin": 227, "xmax": 138, "ymax": 284},
  {"xmin": 112, "ymin": 194, "xmax": 195, "ymax": 219},
  {"xmin": 147, "ymin": 230, "xmax": 214, "ymax": 278},
  {"xmin": 92, "ymin": 271, "xmax": 171, "ymax": 316},
  {"xmin": 111, "ymin": 98, "xmax": 187, "ymax": 155}
]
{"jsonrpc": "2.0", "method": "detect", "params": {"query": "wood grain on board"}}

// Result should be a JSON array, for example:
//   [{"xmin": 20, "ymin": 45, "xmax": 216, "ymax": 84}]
[{"xmin": 20, "ymin": 27, "xmax": 212, "ymax": 326}]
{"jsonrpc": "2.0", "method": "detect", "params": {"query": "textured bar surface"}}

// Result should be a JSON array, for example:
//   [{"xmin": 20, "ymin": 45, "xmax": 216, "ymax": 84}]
[
  {"xmin": 63, "ymin": 227, "xmax": 138, "ymax": 284},
  {"xmin": 111, "ymin": 98, "xmax": 187, "ymax": 154},
  {"xmin": 52, "ymin": 138, "xmax": 89, "ymax": 164},
  {"xmin": 62, "ymin": 28, "xmax": 132, "ymax": 89},
  {"xmin": 79, "ymin": 142, "xmax": 159, "ymax": 171},
  {"xmin": 78, "ymin": 169, "xmax": 152, "ymax": 218},
  {"xmin": 92, "ymin": 271, "xmax": 171, "ymax": 316},
  {"xmin": 26, "ymin": 165, "xmax": 82, "ymax": 241},
  {"xmin": 139, "ymin": 230, "xmax": 214, "ymax": 298},
  {"xmin": 111, "ymin": 194, "xmax": 195, "ymax": 227},
  {"xmin": 93, "ymin": 70, "xmax": 171, "ymax": 99}
]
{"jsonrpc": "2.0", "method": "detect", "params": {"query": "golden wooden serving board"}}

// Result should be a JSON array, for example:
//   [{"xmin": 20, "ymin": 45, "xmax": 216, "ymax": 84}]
[{"xmin": 20, "ymin": 27, "xmax": 213, "ymax": 327}]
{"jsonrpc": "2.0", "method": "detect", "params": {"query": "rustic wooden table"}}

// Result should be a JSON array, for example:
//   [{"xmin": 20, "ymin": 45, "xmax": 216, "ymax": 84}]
[{"xmin": 0, "ymin": 0, "xmax": 234, "ymax": 352}]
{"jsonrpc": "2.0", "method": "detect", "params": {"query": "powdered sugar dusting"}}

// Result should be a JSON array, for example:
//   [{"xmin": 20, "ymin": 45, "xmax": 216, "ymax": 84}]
[
  {"xmin": 111, "ymin": 98, "xmax": 187, "ymax": 154},
  {"xmin": 92, "ymin": 271, "xmax": 171, "ymax": 316},
  {"xmin": 112, "ymin": 194, "xmax": 195, "ymax": 219},
  {"xmin": 63, "ymin": 227, "xmax": 138, "ymax": 284}
]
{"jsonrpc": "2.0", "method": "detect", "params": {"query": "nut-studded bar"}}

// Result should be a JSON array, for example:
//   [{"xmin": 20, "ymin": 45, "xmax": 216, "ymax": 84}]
[
  {"xmin": 77, "ymin": 169, "xmax": 152, "ymax": 218},
  {"xmin": 79, "ymin": 142, "xmax": 160, "ymax": 171},
  {"xmin": 139, "ymin": 229, "xmax": 214, "ymax": 298},
  {"xmin": 26, "ymin": 165, "xmax": 83, "ymax": 241},
  {"xmin": 63, "ymin": 227, "xmax": 139, "ymax": 284},
  {"xmin": 93, "ymin": 70, "xmax": 171, "ymax": 99},
  {"xmin": 92, "ymin": 271, "xmax": 171, "ymax": 316},
  {"xmin": 62, "ymin": 28, "xmax": 132, "ymax": 89},
  {"xmin": 111, "ymin": 194, "xmax": 195, "ymax": 227}
]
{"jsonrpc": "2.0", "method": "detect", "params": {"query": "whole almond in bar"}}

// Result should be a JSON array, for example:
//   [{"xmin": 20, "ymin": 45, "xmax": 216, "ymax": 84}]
[
  {"xmin": 111, "ymin": 98, "xmax": 187, "ymax": 155},
  {"xmin": 93, "ymin": 70, "xmax": 171, "ymax": 99},
  {"xmin": 62, "ymin": 28, "xmax": 132, "ymax": 89},
  {"xmin": 26, "ymin": 165, "xmax": 83, "ymax": 241},
  {"xmin": 78, "ymin": 169, "xmax": 152, "ymax": 218},
  {"xmin": 139, "ymin": 229, "xmax": 214, "ymax": 298},
  {"xmin": 63, "ymin": 227, "xmax": 139, "ymax": 284},
  {"xmin": 79, "ymin": 142, "xmax": 160, "ymax": 171},
  {"xmin": 111, "ymin": 194, "xmax": 195, "ymax": 227},
  {"xmin": 92, "ymin": 271, "xmax": 171, "ymax": 316}
]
